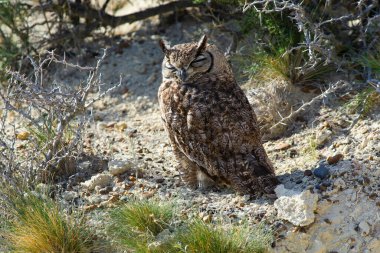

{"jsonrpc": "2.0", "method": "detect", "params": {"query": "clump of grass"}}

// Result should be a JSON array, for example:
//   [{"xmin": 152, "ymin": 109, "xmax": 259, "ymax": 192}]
[
  {"xmin": 302, "ymin": 135, "xmax": 319, "ymax": 162},
  {"xmin": 108, "ymin": 199, "xmax": 273, "ymax": 253},
  {"xmin": 108, "ymin": 199, "xmax": 173, "ymax": 251},
  {"xmin": 1, "ymin": 192, "xmax": 101, "ymax": 253},
  {"xmin": 174, "ymin": 220, "xmax": 272, "ymax": 253}
]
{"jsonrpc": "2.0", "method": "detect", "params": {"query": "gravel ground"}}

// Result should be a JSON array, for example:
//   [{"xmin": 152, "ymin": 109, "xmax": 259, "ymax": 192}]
[{"xmin": 13, "ymin": 5, "xmax": 380, "ymax": 252}]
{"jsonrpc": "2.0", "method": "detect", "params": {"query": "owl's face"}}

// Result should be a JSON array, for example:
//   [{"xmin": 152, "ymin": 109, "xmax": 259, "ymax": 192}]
[{"xmin": 159, "ymin": 35, "xmax": 213, "ymax": 83}]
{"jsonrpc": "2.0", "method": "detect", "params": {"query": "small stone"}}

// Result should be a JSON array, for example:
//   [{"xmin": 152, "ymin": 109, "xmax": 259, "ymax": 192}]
[
  {"xmin": 333, "ymin": 178, "xmax": 346, "ymax": 190},
  {"xmin": 304, "ymin": 170, "xmax": 313, "ymax": 176},
  {"xmin": 276, "ymin": 142, "xmax": 292, "ymax": 151},
  {"xmin": 156, "ymin": 177, "xmax": 165, "ymax": 183},
  {"xmin": 83, "ymin": 204, "xmax": 97, "ymax": 212},
  {"xmin": 115, "ymin": 121, "xmax": 128, "ymax": 132},
  {"xmin": 106, "ymin": 121, "xmax": 116, "ymax": 128},
  {"xmin": 316, "ymin": 130, "xmax": 332, "ymax": 146},
  {"xmin": 81, "ymin": 173, "xmax": 113, "ymax": 190},
  {"xmin": 98, "ymin": 186, "xmax": 112, "ymax": 195},
  {"xmin": 327, "ymin": 154, "xmax": 344, "ymax": 165},
  {"xmin": 129, "ymin": 176, "xmax": 136, "ymax": 181},
  {"xmin": 358, "ymin": 221, "xmax": 370, "ymax": 236},
  {"xmin": 16, "ymin": 131, "xmax": 30, "ymax": 140},
  {"xmin": 313, "ymin": 165, "xmax": 330, "ymax": 179},
  {"xmin": 368, "ymin": 193, "xmax": 377, "ymax": 200},
  {"xmin": 120, "ymin": 195, "xmax": 129, "ymax": 202},
  {"xmin": 108, "ymin": 159, "xmax": 133, "ymax": 176},
  {"xmin": 62, "ymin": 191, "xmax": 78, "ymax": 201},
  {"xmin": 142, "ymin": 190, "xmax": 156, "ymax": 199}
]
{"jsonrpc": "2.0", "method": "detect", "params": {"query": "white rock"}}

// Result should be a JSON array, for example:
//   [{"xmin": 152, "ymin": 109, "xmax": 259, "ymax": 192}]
[
  {"xmin": 62, "ymin": 191, "xmax": 78, "ymax": 201},
  {"xmin": 333, "ymin": 178, "xmax": 346, "ymax": 190},
  {"xmin": 316, "ymin": 130, "xmax": 332, "ymax": 146},
  {"xmin": 108, "ymin": 159, "xmax": 133, "ymax": 176},
  {"xmin": 359, "ymin": 220, "xmax": 370, "ymax": 236},
  {"xmin": 81, "ymin": 173, "xmax": 113, "ymax": 190},
  {"xmin": 274, "ymin": 184, "xmax": 318, "ymax": 226}
]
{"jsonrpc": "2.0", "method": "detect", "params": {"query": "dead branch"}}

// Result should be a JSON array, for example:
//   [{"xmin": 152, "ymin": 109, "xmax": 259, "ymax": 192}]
[
  {"xmin": 269, "ymin": 81, "xmax": 345, "ymax": 133},
  {"xmin": 0, "ymin": 49, "xmax": 121, "ymax": 184},
  {"xmin": 39, "ymin": 0, "xmax": 200, "ymax": 28}
]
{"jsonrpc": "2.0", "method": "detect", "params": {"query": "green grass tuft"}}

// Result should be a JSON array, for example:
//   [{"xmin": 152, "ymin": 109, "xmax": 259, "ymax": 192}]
[
  {"xmin": 174, "ymin": 220, "xmax": 272, "ymax": 253},
  {"xmin": 108, "ymin": 199, "xmax": 173, "ymax": 252},
  {"xmin": 108, "ymin": 199, "xmax": 272, "ymax": 253},
  {"xmin": 1, "ymin": 192, "xmax": 102, "ymax": 253}
]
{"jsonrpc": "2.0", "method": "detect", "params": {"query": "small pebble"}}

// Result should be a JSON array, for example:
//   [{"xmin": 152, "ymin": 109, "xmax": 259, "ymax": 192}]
[
  {"xmin": 327, "ymin": 153, "xmax": 344, "ymax": 165},
  {"xmin": 313, "ymin": 165, "xmax": 330, "ymax": 179},
  {"xmin": 304, "ymin": 170, "xmax": 313, "ymax": 176}
]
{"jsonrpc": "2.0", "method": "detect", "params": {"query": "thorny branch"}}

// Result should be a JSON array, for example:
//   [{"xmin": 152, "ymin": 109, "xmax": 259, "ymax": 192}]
[
  {"xmin": 269, "ymin": 81, "xmax": 345, "ymax": 133},
  {"xmin": 0, "ymin": 49, "xmax": 121, "ymax": 185},
  {"xmin": 243, "ymin": 0, "xmax": 380, "ymax": 79}
]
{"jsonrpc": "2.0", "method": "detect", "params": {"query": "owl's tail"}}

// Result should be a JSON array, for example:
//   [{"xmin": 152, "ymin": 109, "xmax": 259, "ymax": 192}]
[{"xmin": 227, "ymin": 154, "xmax": 279, "ymax": 195}]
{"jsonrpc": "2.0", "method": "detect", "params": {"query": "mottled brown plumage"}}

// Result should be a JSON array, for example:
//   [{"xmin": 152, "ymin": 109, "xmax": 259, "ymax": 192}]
[{"xmin": 158, "ymin": 35, "xmax": 278, "ymax": 195}]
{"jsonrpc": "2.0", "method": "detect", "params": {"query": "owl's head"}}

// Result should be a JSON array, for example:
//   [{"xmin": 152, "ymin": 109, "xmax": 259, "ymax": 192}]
[{"xmin": 159, "ymin": 35, "xmax": 226, "ymax": 83}]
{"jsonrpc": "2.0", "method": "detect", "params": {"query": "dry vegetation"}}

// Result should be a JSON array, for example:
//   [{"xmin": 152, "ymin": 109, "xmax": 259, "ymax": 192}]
[{"xmin": 0, "ymin": 0, "xmax": 379, "ymax": 252}]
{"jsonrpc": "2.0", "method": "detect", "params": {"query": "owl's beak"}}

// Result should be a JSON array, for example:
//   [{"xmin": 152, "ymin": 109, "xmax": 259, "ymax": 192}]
[{"xmin": 177, "ymin": 68, "xmax": 187, "ymax": 82}]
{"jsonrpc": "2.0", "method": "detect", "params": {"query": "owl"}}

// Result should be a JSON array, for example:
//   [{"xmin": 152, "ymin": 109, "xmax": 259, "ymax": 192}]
[{"xmin": 158, "ymin": 35, "xmax": 278, "ymax": 195}]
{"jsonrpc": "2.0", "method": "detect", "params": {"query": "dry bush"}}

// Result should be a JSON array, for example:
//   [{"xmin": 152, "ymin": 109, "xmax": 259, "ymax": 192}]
[{"xmin": 0, "ymin": 49, "xmax": 120, "ymax": 191}]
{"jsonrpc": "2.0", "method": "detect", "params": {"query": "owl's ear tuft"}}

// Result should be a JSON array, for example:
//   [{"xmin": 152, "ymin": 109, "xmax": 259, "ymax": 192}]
[
  {"xmin": 196, "ymin": 35, "xmax": 208, "ymax": 55},
  {"xmin": 159, "ymin": 39, "xmax": 170, "ymax": 54}
]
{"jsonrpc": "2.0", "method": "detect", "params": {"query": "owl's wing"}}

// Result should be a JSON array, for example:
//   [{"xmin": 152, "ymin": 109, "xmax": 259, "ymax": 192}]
[{"xmin": 178, "ymin": 80, "xmax": 276, "ymax": 185}]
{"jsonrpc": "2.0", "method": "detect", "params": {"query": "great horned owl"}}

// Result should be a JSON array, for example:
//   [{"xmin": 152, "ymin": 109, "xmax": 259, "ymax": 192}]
[{"xmin": 158, "ymin": 35, "xmax": 278, "ymax": 195}]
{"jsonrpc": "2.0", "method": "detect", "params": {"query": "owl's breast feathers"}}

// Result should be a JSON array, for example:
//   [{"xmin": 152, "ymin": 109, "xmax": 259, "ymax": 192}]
[{"xmin": 158, "ymin": 75, "xmax": 275, "ymax": 178}]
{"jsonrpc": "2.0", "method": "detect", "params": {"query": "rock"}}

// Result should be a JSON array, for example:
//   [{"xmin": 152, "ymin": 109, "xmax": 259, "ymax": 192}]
[
  {"xmin": 108, "ymin": 159, "xmax": 133, "ymax": 176},
  {"xmin": 83, "ymin": 204, "xmax": 97, "ymax": 212},
  {"xmin": 16, "ymin": 131, "xmax": 30, "ymax": 140},
  {"xmin": 333, "ymin": 178, "xmax": 346, "ymax": 190},
  {"xmin": 142, "ymin": 189, "xmax": 157, "ymax": 199},
  {"xmin": 327, "ymin": 154, "xmax": 344, "ymax": 165},
  {"xmin": 156, "ymin": 177, "xmax": 165, "ymax": 183},
  {"xmin": 62, "ymin": 191, "xmax": 79, "ymax": 201},
  {"xmin": 88, "ymin": 195, "xmax": 103, "ymax": 204},
  {"xmin": 81, "ymin": 173, "xmax": 113, "ymax": 190},
  {"xmin": 316, "ymin": 130, "xmax": 332, "ymax": 146},
  {"xmin": 115, "ymin": 121, "xmax": 128, "ymax": 132},
  {"xmin": 304, "ymin": 170, "xmax": 313, "ymax": 176},
  {"xmin": 358, "ymin": 221, "xmax": 370, "ymax": 236},
  {"xmin": 98, "ymin": 186, "xmax": 113, "ymax": 195},
  {"xmin": 78, "ymin": 161, "xmax": 91, "ymax": 171},
  {"xmin": 274, "ymin": 184, "xmax": 318, "ymax": 226},
  {"xmin": 276, "ymin": 142, "xmax": 292, "ymax": 151},
  {"xmin": 313, "ymin": 165, "xmax": 330, "ymax": 179}
]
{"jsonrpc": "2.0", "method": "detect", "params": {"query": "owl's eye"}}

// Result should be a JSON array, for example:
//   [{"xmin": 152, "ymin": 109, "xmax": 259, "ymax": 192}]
[
  {"xmin": 165, "ymin": 62, "xmax": 176, "ymax": 71},
  {"xmin": 190, "ymin": 54, "xmax": 207, "ymax": 68}
]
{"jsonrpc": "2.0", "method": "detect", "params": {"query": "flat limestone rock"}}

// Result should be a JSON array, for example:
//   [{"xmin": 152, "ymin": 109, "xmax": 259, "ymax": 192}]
[{"xmin": 274, "ymin": 184, "xmax": 318, "ymax": 227}]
